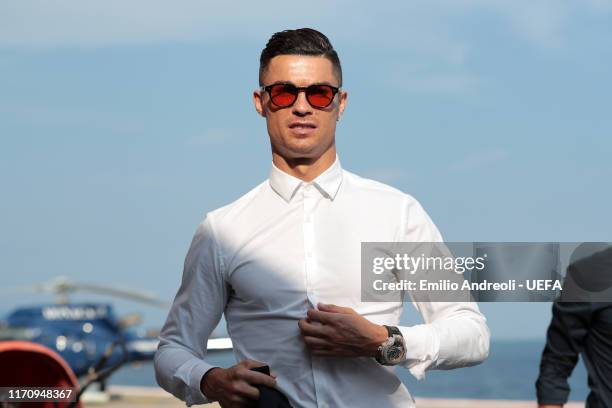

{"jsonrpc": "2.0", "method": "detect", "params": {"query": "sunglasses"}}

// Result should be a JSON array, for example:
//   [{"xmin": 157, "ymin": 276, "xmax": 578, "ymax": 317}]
[{"xmin": 261, "ymin": 83, "xmax": 340, "ymax": 108}]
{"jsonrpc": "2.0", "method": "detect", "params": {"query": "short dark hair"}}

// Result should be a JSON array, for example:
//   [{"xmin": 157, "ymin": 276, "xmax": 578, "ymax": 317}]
[{"xmin": 259, "ymin": 28, "xmax": 342, "ymax": 87}]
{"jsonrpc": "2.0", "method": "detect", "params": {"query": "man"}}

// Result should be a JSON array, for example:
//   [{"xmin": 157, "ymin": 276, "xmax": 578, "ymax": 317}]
[
  {"xmin": 155, "ymin": 28, "xmax": 490, "ymax": 408},
  {"xmin": 536, "ymin": 244, "xmax": 612, "ymax": 408}
]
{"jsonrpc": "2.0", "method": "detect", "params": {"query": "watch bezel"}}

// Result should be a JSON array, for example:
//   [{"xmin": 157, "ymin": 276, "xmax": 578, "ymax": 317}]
[{"xmin": 376, "ymin": 327, "xmax": 406, "ymax": 366}]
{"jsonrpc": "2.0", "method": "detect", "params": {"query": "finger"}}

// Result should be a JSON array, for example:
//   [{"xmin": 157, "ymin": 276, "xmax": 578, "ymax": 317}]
[
  {"xmin": 317, "ymin": 303, "xmax": 354, "ymax": 314},
  {"xmin": 305, "ymin": 315, "xmax": 323, "ymax": 325},
  {"xmin": 306, "ymin": 308, "xmax": 337, "ymax": 324},
  {"xmin": 299, "ymin": 318, "xmax": 330, "ymax": 338},
  {"xmin": 241, "ymin": 369, "xmax": 277, "ymax": 389},
  {"xmin": 234, "ymin": 381, "xmax": 261, "ymax": 400},
  {"xmin": 302, "ymin": 335, "xmax": 334, "ymax": 350}
]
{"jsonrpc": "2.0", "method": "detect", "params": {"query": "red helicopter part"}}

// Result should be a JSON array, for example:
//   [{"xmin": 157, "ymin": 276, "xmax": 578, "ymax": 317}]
[{"xmin": 0, "ymin": 340, "xmax": 82, "ymax": 408}]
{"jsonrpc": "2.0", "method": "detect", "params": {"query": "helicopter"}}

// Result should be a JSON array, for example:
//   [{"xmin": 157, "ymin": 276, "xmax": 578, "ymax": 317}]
[{"xmin": 0, "ymin": 276, "xmax": 232, "ymax": 390}]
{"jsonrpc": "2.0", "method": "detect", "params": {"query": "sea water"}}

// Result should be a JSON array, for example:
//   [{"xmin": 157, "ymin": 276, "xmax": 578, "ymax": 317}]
[{"xmin": 110, "ymin": 340, "xmax": 589, "ymax": 401}]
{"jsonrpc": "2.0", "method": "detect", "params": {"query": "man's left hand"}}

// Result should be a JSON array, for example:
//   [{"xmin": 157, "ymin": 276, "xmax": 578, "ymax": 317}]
[{"xmin": 298, "ymin": 303, "xmax": 388, "ymax": 357}]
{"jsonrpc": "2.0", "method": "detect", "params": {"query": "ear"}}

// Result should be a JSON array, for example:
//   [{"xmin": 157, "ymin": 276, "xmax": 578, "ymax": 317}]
[
  {"xmin": 337, "ymin": 90, "xmax": 348, "ymax": 120},
  {"xmin": 253, "ymin": 89, "xmax": 266, "ymax": 117}
]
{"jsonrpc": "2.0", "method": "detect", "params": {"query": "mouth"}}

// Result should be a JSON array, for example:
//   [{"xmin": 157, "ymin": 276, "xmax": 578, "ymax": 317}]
[{"xmin": 288, "ymin": 122, "xmax": 317, "ymax": 136}]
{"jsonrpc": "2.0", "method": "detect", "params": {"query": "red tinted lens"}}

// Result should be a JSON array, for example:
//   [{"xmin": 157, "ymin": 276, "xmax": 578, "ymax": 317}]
[
  {"xmin": 269, "ymin": 84, "xmax": 297, "ymax": 107},
  {"xmin": 306, "ymin": 85, "xmax": 335, "ymax": 107}
]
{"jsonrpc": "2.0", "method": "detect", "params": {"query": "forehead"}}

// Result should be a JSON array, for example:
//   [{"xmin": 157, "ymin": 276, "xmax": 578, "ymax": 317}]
[{"xmin": 262, "ymin": 55, "xmax": 338, "ymax": 86}]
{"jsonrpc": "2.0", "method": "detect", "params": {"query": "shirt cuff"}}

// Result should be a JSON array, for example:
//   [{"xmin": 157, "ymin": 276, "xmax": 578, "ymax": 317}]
[
  {"xmin": 397, "ymin": 323, "xmax": 440, "ymax": 380},
  {"xmin": 177, "ymin": 358, "xmax": 218, "ymax": 406}
]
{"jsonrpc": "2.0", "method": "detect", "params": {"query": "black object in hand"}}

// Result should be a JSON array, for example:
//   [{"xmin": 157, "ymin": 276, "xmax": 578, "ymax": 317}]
[{"xmin": 248, "ymin": 365, "xmax": 292, "ymax": 408}]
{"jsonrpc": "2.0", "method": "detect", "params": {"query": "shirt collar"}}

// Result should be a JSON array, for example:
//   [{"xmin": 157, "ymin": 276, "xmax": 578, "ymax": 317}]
[{"xmin": 269, "ymin": 154, "xmax": 343, "ymax": 203}]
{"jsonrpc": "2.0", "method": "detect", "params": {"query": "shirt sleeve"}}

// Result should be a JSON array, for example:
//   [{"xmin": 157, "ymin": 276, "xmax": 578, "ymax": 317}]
[
  {"xmin": 535, "ymin": 301, "xmax": 591, "ymax": 405},
  {"xmin": 154, "ymin": 214, "xmax": 229, "ymax": 406},
  {"xmin": 395, "ymin": 196, "xmax": 491, "ymax": 380}
]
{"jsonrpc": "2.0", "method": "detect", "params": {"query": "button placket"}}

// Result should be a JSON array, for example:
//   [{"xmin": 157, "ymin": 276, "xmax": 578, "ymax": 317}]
[
  {"xmin": 303, "ymin": 183, "xmax": 317, "ymax": 303},
  {"xmin": 302, "ymin": 183, "xmax": 326, "ymax": 406}
]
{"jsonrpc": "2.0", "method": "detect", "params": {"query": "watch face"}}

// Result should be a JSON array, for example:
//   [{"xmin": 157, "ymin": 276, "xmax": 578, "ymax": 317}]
[
  {"xmin": 378, "ymin": 334, "xmax": 406, "ymax": 365},
  {"xmin": 387, "ymin": 335, "xmax": 406, "ymax": 364},
  {"xmin": 387, "ymin": 346, "xmax": 402, "ymax": 361}
]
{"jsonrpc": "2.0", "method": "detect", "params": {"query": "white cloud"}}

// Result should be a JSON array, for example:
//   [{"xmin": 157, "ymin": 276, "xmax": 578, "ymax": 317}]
[
  {"xmin": 1, "ymin": 0, "xmax": 609, "ymax": 99},
  {"xmin": 0, "ymin": 0, "xmax": 337, "ymax": 48},
  {"xmin": 481, "ymin": 1, "xmax": 570, "ymax": 49},
  {"xmin": 465, "ymin": 0, "xmax": 611, "ymax": 48},
  {"xmin": 589, "ymin": 0, "xmax": 612, "ymax": 12},
  {"xmin": 1, "ymin": 0, "xmax": 608, "ymax": 50}
]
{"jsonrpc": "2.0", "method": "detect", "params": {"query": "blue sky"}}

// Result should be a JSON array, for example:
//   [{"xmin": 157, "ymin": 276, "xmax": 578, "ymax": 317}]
[{"xmin": 1, "ymin": 1, "xmax": 611, "ymax": 340}]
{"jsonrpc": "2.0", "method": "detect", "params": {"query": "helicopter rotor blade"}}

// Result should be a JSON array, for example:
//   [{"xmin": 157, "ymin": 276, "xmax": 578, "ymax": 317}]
[
  {"xmin": 68, "ymin": 282, "xmax": 169, "ymax": 308},
  {"xmin": 0, "ymin": 276, "xmax": 169, "ymax": 308},
  {"xmin": 0, "ymin": 280, "xmax": 72, "ymax": 296}
]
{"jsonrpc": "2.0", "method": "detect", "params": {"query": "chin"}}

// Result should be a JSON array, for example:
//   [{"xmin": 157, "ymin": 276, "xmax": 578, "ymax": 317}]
[
  {"xmin": 286, "ymin": 149, "xmax": 317, "ymax": 158},
  {"xmin": 280, "ymin": 144, "xmax": 319, "ymax": 158},
  {"xmin": 284, "ymin": 140, "xmax": 318, "ymax": 153}
]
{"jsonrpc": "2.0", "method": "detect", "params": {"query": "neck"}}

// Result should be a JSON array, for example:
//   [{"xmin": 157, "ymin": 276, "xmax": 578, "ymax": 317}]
[{"xmin": 272, "ymin": 146, "xmax": 337, "ymax": 182}]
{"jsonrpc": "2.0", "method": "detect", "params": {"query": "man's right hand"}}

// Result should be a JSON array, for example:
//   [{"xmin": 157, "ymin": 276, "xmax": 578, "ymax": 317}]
[{"xmin": 200, "ymin": 359, "xmax": 277, "ymax": 407}]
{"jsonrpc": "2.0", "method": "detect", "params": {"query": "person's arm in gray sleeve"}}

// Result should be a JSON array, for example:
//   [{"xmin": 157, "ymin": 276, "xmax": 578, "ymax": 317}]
[
  {"xmin": 154, "ymin": 213, "xmax": 228, "ymax": 406},
  {"xmin": 535, "ymin": 301, "xmax": 591, "ymax": 407}
]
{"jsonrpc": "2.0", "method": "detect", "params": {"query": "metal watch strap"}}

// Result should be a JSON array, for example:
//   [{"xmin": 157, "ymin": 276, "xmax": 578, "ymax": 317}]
[{"xmin": 385, "ymin": 325, "xmax": 402, "ymax": 338}]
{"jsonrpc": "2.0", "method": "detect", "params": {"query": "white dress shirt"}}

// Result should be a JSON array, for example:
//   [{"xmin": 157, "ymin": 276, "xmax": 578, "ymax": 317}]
[{"xmin": 154, "ymin": 154, "xmax": 490, "ymax": 407}]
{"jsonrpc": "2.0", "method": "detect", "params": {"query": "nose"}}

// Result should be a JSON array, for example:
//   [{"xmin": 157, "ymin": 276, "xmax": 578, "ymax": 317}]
[{"xmin": 292, "ymin": 89, "xmax": 312, "ymax": 116}]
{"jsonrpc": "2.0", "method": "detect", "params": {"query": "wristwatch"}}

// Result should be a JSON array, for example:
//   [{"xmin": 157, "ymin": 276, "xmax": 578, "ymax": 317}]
[{"xmin": 375, "ymin": 325, "xmax": 406, "ymax": 366}]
